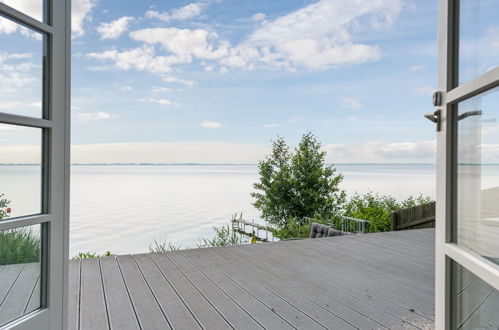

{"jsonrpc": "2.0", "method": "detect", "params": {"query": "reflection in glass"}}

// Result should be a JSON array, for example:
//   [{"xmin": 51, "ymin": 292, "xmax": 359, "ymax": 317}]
[
  {"xmin": 0, "ymin": 124, "xmax": 42, "ymax": 217},
  {"xmin": 456, "ymin": 86, "xmax": 499, "ymax": 266},
  {"xmin": 0, "ymin": 16, "xmax": 44, "ymax": 117},
  {"xmin": 0, "ymin": 224, "xmax": 41, "ymax": 326},
  {"xmin": 456, "ymin": 88, "xmax": 499, "ymax": 264},
  {"xmin": 459, "ymin": 0, "xmax": 499, "ymax": 85},
  {"xmin": 452, "ymin": 261, "xmax": 499, "ymax": 329},
  {"xmin": 0, "ymin": 1, "xmax": 44, "ymax": 22}
]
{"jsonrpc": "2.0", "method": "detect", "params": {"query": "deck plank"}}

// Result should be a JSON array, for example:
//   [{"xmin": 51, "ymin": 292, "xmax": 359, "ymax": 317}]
[
  {"xmin": 132, "ymin": 254, "xmax": 201, "ymax": 330},
  {"xmin": 80, "ymin": 258, "xmax": 109, "ymax": 330},
  {"xmin": 166, "ymin": 251, "xmax": 265, "ymax": 330},
  {"xmin": 186, "ymin": 248, "xmax": 327, "ymax": 330},
  {"xmin": 181, "ymin": 249, "xmax": 296, "ymax": 330},
  {"xmin": 248, "ymin": 240, "xmax": 430, "ymax": 328},
  {"xmin": 70, "ymin": 229, "xmax": 436, "ymax": 330},
  {"xmin": 116, "ymin": 255, "xmax": 171, "ymax": 330},
  {"xmin": 68, "ymin": 260, "xmax": 81, "ymax": 330},
  {"xmin": 211, "ymin": 244, "xmax": 385, "ymax": 330},
  {"xmin": 149, "ymin": 253, "xmax": 232, "ymax": 330},
  {"xmin": 0, "ymin": 263, "xmax": 39, "ymax": 326},
  {"xmin": 100, "ymin": 257, "xmax": 140, "ymax": 330},
  {"xmin": 205, "ymin": 246, "xmax": 360, "ymax": 330}
]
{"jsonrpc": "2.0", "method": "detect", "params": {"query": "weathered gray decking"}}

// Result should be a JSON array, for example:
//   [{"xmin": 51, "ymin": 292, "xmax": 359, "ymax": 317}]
[
  {"xmin": 0, "ymin": 263, "xmax": 40, "ymax": 327},
  {"xmin": 69, "ymin": 229, "xmax": 436, "ymax": 330}
]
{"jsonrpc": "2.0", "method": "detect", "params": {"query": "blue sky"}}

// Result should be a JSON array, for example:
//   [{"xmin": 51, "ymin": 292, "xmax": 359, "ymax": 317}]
[{"xmin": 1, "ymin": 0, "xmax": 442, "ymax": 163}]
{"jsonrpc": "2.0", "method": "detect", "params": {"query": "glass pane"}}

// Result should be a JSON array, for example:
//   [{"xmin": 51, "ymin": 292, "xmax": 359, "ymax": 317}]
[
  {"xmin": 459, "ymin": 0, "xmax": 499, "ymax": 85},
  {"xmin": 452, "ymin": 260, "xmax": 499, "ymax": 329},
  {"xmin": 0, "ymin": 1, "xmax": 44, "ymax": 22},
  {"xmin": 0, "ymin": 16, "xmax": 45, "ymax": 117},
  {"xmin": 0, "ymin": 224, "xmax": 41, "ymax": 326},
  {"xmin": 0, "ymin": 124, "xmax": 42, "ymax": 217}
]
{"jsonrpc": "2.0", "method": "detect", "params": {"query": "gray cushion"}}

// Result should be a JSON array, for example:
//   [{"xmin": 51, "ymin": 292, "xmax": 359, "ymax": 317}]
[{"xmin": 309, "ymin": 222, "xmax": 349, "ymax": 238}]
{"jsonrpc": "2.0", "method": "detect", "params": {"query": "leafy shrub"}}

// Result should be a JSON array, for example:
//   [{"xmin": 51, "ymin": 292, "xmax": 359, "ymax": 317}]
[
  {"xmin": 343, "ymin": 192, "xmax": 433, "ymax": 233},
  {"xmin": 270, "ymin": 218, "xmax": 311, "ymax": 240}
]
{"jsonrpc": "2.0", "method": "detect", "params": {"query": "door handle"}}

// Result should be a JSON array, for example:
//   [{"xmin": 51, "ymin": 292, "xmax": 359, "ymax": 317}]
[{"xmin": 424, "ymin": 109, "xmax": 441, "ymax": 132}]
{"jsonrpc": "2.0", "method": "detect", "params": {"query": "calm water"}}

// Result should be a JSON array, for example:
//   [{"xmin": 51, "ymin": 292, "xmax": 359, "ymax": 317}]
[{"xmin": 2, "ymin": 164, "xmax": 438, "ymax": 256}]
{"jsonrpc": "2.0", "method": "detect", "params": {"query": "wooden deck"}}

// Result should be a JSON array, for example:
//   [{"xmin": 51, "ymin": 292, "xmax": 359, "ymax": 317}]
[
  {"xmin": 0, "ymin": 263, "xmax": 40, "ymax": 327},
  {"xmin": 69, "ymin": 229, "xmax": 435, "ymax": 330}
]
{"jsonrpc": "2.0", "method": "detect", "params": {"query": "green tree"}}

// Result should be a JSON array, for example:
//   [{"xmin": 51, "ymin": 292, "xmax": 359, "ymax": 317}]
[
  {"xmin": 344, "ymin": 192, "xmax": 433, "ymax": 233},
  {"xmin": 252, "ymin": 132, "xmax": 346, "ymax": 228}
]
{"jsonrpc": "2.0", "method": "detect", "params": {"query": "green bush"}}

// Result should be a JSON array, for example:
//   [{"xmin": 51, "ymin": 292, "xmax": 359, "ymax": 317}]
[
  {"xmin": 0, "ymin": 229, "xmax": 40, "ymax": 265},
  {"xmin": 270, "ymin": 217, "xmax": 311, "ymax": 240},
  {"xmin": 0, "ymin": 194, "xmax": 41, "ymax": 265},
  {"xmin": 343, "ymin": 192, "xmax": 433, "ymax": 233}
]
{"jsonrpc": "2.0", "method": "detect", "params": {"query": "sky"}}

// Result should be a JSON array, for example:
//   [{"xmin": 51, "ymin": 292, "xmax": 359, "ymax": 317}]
[{"xmin": 1, "ymin": 0, "xmax": 444, "ymax": 163}]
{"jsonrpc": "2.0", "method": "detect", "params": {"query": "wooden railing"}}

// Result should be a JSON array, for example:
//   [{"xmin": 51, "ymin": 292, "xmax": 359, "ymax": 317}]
[{"xmin": 391, "ymin": 202, "xmax": 436, "ymax": 231}]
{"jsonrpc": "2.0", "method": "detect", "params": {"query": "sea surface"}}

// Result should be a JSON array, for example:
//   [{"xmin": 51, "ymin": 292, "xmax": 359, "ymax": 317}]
[{"xmin": 2, "ymin": 164, "xmax": 439, "ymax": 256}]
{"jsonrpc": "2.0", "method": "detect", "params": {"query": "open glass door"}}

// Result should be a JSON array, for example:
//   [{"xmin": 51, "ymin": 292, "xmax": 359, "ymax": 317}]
[
  {"xmin": 0, "ymin": 0, "xmax": 70, "ymax": 329},
  {"xmin": 436, "ymin": 1, "xmax": 499, "ymax": 328}
]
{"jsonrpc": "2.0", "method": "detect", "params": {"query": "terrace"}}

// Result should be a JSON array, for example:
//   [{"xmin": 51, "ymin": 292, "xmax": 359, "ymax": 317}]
[{"xmin": 66, "ymin": 229, "xmax": 435, "ymax": 330}]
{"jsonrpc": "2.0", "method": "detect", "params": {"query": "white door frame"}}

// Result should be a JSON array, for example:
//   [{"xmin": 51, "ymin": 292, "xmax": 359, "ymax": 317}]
[
  {"xmin": 0, "ymin": 1, "xmax": 70, "ymax": 329},
  {"xmin": 436, "ymin": 1, "xmax": 499, "ymax": 328}
]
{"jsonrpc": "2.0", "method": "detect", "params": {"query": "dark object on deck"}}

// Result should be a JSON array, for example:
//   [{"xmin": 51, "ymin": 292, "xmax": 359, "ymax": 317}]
[
  {"xmin": 391, "ymin": 201, "xmax": 436, "ymax": 231},
  {"xmin": 309, "ymin": 222, "xmax": 347, "ymax": 238}
]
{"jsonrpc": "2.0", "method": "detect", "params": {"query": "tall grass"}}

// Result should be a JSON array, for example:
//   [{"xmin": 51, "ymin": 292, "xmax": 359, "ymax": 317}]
[
  {"xmin": 0, "ymin": 229, "xmax": 40, "ymax": 265},
  {"xmin": 197, "ymin": 225, "xmax": 245, "ymax": 247},
  {"xmin": 149, "ymin": 240, "xmax": 181, "ymax": 252}
]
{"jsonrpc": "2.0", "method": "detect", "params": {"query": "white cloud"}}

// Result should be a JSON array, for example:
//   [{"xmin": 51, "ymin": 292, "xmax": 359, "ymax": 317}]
[
  {"xmin": 288, "ymin": 115, "xmax": 304, "ymax": 122},
  {"xmin": 200, "ymin": 121, "xmax": 222, "ymax": 128},
  {"xmin": 252, "ymin": 13, "xmax": 266, "ymax": 21},
  {"xmin": 409, "ymin": 64, "xmax": 425, "ymax": 71},
  {"xmin": 120, "ymin": 86, "xmax": 132, "ymax": 92},
  {"xmin": 0, "ymin": 100, "xmax": 39, "ymax": 110},
  {"xmin": 152, "ymin": 87, "xmax": 172, "ymax": 93},
  {"xmin": 77, "ymin": 112, "xmax": 113, "ymax": 122},
  {"xmin": 340, "ymin": 97, "xmax": 362, "ymax": 109},
  {"xmin": 264, "ymin": 123, "xmax": 278, "ymax": 128},
  {"xmin": 97, "ymin": 16, "xmax": 133, "ymax": 40},
  {"xmin": 412, "ymin": 85, "xmax": 434, "ymax": 96},
  {"xmin": 146, "ymin": 2, "xmax": 205, "ymax": 23},
  {"xmin": 86, "ymin": 46, "xmax": 196, "ymax": 86},
  {"xmin": 138, "ymin": 98, "xmax": 173, "ymax": 106},
  {"xmin": 130, "ymin": 28, "xmax": 228, "ymax": 60},
  {"xmin": 323, "ymin": 140, "xmax": 436, "ymax": 163},
  {"xmin": 0, "ymin": 51, "xmax": 38, "ymax": 93},
  {"xmin": 223, "ymin": 0, "xmax": 402, "ymax": 70},
  {"xmin": 72, "ymin": 0, "xmax": 96, "ymax": 38}
]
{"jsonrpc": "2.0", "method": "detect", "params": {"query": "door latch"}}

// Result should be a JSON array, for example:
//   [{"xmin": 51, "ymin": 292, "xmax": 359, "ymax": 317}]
[{"xmin": 424, "ymin": 109, "xmax": 441, "ymax": 132}]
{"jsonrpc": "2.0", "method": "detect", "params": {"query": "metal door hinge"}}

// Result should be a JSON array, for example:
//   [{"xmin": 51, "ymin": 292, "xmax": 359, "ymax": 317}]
[{"xmin": 424, "ymin": 109, "xmax": 441, "ymax": 132}]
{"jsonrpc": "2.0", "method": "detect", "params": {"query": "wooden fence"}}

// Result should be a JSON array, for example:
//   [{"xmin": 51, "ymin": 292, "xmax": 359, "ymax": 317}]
[{"xmin": 391, "ymin": 202, "xmax": 436, "ymax": 231}]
